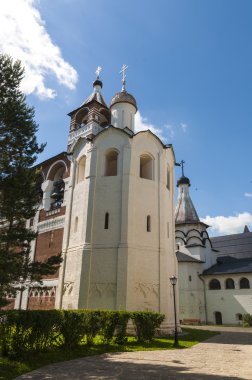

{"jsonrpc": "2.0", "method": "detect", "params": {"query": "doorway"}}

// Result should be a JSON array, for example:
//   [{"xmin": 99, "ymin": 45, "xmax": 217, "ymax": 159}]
[{"xmin": 215, "ymin": 311, "xmax": 222, "ymax": 325}]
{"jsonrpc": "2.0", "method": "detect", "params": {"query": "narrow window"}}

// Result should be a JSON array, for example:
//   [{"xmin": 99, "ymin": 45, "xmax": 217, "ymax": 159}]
[
  {"xmin": 209, "ymin": 279, "xmax": 221, "ymax": 290},
  {"xmin": 74, "ymin": 217, "xmax": 78, "ymax": 233},
  {"xmin": 166, "ymin": 166, "xmax": 170, "ymax": 190},
  {"xmin": 167, "ymin": 222, "xmax": 169, "ymax": 238},
  {"xmin": 77, "ymin": 156, "xmax": 86, "ymax": 183},
  {"xmin": 105, "ymin": 150, "xmax": 118, "ymax": 176},
  {"xmin": 30, "ymin": 218, "xmax": 34, "ymax": 227},
  {"xmin": 122, "ymin": 110, "xmax": 124, "ymax": 127},
  {"xmin": 240, "ymin": 277, "xmax": 250, "ymax": 289},
  {"xmin": 49, "ymin": 230, "xmax": 54, "ymax": 248},
  {"xmin": 140, "ymin": 154, "xmax": 153, "ymax": 180},
  {"xmin": 189, "ymin": 275, "xmax": 192, "ymax": 282},
  {"xmin": 147, "ymin": 215, "xmax": 151, "ymax": 232},
  {"xmin": 225, "ymin": 278, "xmax": 235, "ymax": 289},
  {"xmin": 104, "ymin": 212, "xmax": 109, "ymax": 229}
]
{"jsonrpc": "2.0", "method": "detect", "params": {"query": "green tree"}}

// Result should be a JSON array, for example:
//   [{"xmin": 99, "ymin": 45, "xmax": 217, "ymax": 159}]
[{"xmin": 0, "ymin": 54, "xmax": 61, "ymax": 308}]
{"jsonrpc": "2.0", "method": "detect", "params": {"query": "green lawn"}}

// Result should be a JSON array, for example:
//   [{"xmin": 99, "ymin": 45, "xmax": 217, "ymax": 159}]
[{"xmin": 0, "ymin": 328, "xmax": 218, "ymax": 380}]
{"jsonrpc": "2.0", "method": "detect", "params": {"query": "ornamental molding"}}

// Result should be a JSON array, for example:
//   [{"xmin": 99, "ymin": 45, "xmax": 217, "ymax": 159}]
[
  {"xmin": 134, "ymin": 282, "xmax": 160, "ymax": 298},
  {"xmin": 89, "ymin": 282, "xmax": 116, "ymax": 298},
  {"xmin": 37, "ymin": 216, "xmax": 65, "ymax": 233}
]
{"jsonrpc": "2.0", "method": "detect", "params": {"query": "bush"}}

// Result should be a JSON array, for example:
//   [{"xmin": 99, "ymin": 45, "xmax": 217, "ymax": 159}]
[
  {"xmin": 59, "ymin": 310, "xmax": 86, "ymax": 348},
  {"xmin": 0, "ymin": 309, "xmax": 165, "ymax": 356},
  {"xmin": 0, "ymin": 310, "xmax": 61, "ymax": 356},
  {"xmin": 82, "ymin": 310, "xmax": 106, "ymax": 345},
  {"xmin": 101, "ymin": 311, "xmax": 130, "ymax": 344},
  {"xmin": 242, "ymin": 313, "xmax": 252, "ymax": 327},
  {"xmin": 131, "ymin": 311, "xmax": 165, "ymax": 342}
]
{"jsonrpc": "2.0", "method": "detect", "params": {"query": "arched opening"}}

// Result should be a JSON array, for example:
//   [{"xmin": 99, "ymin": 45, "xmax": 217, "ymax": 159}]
[
  {"xmin": 240, "ymin": 277, "xmax": 250, "ymax": 289},
  {"xmin": 105, "ymin": 150, "xmax": 118, "ymax": 176},
  {"xmin": 209, "ymin": 279, "xmax": 221, "ymax": 290},
  {"xmin": 225, "ymin": 278, "xmax": 235, "ymax": 289},
  {"xmin": 48, "ymin": 164, "xmax": 66, "ymax": 210},
  {"xmin": 147, "ymin": 215, "xmax": 151, "ymax": 232},
  {"xmin": 76, "ymin": 156, "xmax": 86, "ymax": 183},
  {"xmin": 236, "ymin": 313, "xmax": 243, "ymax": 321},
  {"xmin": 104, "ymin": 212, "xmax": 109, "ymax": 229},
  {"xmin": 215, "ymin": 311, "xmax": 222, "ymax": 325},
  {"xmin": 140, "ymin": 154, "xmax": 154, "ymax": 180}
]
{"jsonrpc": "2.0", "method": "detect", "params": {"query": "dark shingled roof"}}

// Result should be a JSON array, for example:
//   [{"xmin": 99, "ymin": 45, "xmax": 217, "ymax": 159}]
[
  {"xmin": 176, "ymin": 251, "xmax": 204, "ymax": 263},
  {"xmin": 203, "ymin": 255, "xmax": 252, "ymax": 275},
  {"xmin": 175, "ymin": 178, "xmax": 200, "ymax": 225},
  {"xmin": 211, "ymin": 231, "xmax": 252, "ymax": 259}
]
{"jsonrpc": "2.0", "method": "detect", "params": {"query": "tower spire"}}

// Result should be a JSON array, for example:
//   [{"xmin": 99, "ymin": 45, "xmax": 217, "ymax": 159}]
[{"xmin": 120, "ymin": 64, "xmax": 128, "ymax": 91}]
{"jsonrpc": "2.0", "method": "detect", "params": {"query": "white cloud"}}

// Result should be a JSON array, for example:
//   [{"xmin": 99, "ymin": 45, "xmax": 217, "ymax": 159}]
[
  {"xmin": 164, "ymin": 124, "xmax": 175, "ymax": 139},
  {"xmin": 134, "ymin": 111, "xmax": 166, "ymax": 141},
  {"xmin": 201, "ymin": 212, "xmax": 252, "ymax": 236},
  {"xmin": 180, "ymin": 123, "xmax": 188, "ymax": 132},
  {"xmin": 245, "ymin": 193, "xmax": 252, "ymax": 198},
  {"xmin": 0, "ymin": 0, "xmax": 78, "ymax": 99}
]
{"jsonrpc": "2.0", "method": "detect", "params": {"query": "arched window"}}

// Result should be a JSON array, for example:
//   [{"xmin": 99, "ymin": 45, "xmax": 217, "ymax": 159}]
[
  {"xmin": 104, "ymin": 212, "xmax": 109, "ymax": 229},
  {"xmin": 74, "ymin": 217, "xmax": 78, "ymax": 233},
  {"xmin": 77, "ymin": 156, "xmax": 86, "ymax": 183},
  {"xmin": 105, "ymin": 150, "xmax": 118, "ymax": 176},
  {"xmin": 140, "ymin": 154, "xmax": 154, "ymax": 180},
  {"xmin": 240, "ymin": 277, "xmax": 250, "ymax": 289},
  {"xmin": 209, "ymin": 279, "xmax": 221, "ymax": 290},
  {"xmin": 225, "ymin": 278, "xmax": 235, "ymax": 289},
  {"xmin": 236, "ymin": 313, "xmax": 243, "ymax": 321},
  {"xmin": 166, "ymin": 166, "xmax": 170, "ymax": 190},
  {"xmin": 147, "ymin": 215, "xmax": 151, "ymax": 232}
]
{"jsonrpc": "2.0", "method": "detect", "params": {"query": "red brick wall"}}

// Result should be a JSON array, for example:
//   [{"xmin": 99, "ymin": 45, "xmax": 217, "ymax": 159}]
[
  {"xmin": 39, "ymin": 206, "xmax": 66, "ymax": 222},
  {"xmin": 0, "ymin": 299, "xmax": 15, "ymax": 310},
  {"xmin": 34, "ymin": 228, "xmax": 64, "ymax": 278},
  {"xmin": 27, "ymin": 296, "xmax": 55, "ymax": 310}
]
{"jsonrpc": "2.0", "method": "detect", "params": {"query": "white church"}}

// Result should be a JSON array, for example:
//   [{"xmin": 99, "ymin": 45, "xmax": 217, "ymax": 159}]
[{"xmin": 6, "ymin": 67, "xmax": 252, "ymax": 328}]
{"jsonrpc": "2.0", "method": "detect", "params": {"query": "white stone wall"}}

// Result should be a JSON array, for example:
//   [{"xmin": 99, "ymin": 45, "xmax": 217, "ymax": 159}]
[
  {"xmin": 204, "ymin": 274, "xmax": 252, "ymax": 325},
  {"xmin": 178, "ymin": 262, "xmax": 206, "ymax": 323},
  {"xmin": 57, "ymin": 127, "xmax": 177, "ymax": 330}
]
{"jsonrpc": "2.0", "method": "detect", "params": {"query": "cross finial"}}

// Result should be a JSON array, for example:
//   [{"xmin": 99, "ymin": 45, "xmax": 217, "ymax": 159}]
[
  {"xmin": 120, "ymin": 64, "xmax": 128, "ymax": 91},
  {"xmin": 95, "ymin": 66, "xmax": 102, "ymax": 79},
  {"xmin": 181, "ymin": 160, "xmax": 185, "ymax": 176}
]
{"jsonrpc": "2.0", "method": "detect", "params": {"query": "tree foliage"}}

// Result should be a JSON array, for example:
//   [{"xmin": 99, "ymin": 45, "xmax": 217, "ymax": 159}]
[{"xmin": 0, "ymin": 54, "xmax": 61, "ymax": 308}]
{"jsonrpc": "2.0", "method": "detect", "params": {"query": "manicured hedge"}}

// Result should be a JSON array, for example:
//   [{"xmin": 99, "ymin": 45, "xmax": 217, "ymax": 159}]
[{"xmin": 0, "ymin": 309, "xmax": 165, "ymax": 357}]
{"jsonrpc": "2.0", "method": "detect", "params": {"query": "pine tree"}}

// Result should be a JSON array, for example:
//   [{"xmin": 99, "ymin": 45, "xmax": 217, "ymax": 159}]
[{"xmin": 0, "ymin": 54, "xmax": 61, "ymax": 308}]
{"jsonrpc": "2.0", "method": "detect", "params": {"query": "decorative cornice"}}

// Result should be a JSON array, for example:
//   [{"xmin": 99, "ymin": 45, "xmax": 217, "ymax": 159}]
[{"xmin": 37, "ymin": 216, "xmax": 65, "ymax": 234}]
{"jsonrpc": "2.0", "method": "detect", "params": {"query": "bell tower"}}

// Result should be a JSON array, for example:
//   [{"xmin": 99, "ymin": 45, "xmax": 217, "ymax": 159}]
[{"xmin": 67, "ymin": 67, "xmax": 111, "ymax": 151}]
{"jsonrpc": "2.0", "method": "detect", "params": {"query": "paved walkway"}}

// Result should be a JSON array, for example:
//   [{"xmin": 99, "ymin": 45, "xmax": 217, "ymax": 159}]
[{"xmin": 15, "ymin": 330, "xmax": 252, "ymax": 380}]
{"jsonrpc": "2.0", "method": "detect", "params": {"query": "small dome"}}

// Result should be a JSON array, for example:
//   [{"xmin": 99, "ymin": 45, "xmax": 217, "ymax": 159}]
[
  {"xmin": 177, "ymin": 176, "xmax": 190, "ymax": 187},
  {"xmin": 93, "ymin": 79, "xmax": 102, "ymax": 88},
  {"xmin": 110, "ymin": 90, "xmax": 137, "ymax": 111}
]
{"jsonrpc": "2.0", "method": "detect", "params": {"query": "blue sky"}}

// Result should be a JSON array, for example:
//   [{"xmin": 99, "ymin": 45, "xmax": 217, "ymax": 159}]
[{"xmin": 1, "ymin": 0, "xmax": 252, "ymax": 235}]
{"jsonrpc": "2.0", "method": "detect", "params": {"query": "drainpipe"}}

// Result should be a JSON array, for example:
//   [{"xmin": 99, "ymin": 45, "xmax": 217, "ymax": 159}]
[
  {"xmin": 199, "ymin": 274, "xmax": 208, "ymax": 324},
  {"xmin": 58, "ymin": 157, "xmax": 76, "ymax": 309}
]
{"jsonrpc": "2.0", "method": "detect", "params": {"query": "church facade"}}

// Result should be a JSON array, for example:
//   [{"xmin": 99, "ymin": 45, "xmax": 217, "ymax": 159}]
[
  {"xmin": 10, "ymin": 70, "xmax": 178, "ymax": 331},
  {"xmin": 175, "ymin": 173, "xmax": 252, "ymax": 325}
]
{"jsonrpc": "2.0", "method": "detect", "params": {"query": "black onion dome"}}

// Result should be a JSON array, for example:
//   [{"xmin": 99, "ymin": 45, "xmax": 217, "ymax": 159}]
[
  {"xmin": 93, "ymin": 79, "xmax": 102, "ymax": 88},
  {"xmin": 177, "ymin": 176, "xmax": 190, "ymax": 187},
  {"xmin": 110, "ymin": 90, "xmax": 137, "ymax": 111}
]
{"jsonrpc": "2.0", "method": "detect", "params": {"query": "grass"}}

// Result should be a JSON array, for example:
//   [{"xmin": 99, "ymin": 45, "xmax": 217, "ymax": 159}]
[{"xmin": 0, "ymin": 328, "xmax": 218, "ymax": 380}]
